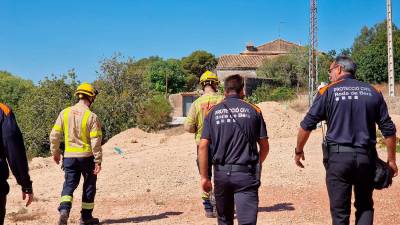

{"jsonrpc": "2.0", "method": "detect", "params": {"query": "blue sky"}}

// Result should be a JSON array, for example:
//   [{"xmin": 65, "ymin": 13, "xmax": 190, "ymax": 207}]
[{"xmin": 0, "ymin": 0, "xmax": 399, "ymax": 82}]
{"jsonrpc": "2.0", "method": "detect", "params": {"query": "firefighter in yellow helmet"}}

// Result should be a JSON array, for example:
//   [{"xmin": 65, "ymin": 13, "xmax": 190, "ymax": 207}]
[
  {"xmin": 50, "ymin": 83, "xmax": 103, "ymax": 225},
  {"xmin": 184, "ymin": 70, "xmax": 223, "ymax": 218}
]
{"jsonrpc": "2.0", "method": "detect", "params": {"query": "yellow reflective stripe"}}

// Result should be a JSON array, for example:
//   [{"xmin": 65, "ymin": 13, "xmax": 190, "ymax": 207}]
[
  {"xmin": 61, "ymin": 195, "xmax": 73, "ymax": 203},
  {"xmin": 65, "ymin": 146, "xmax": 91, "ymax": 153},
  {"xmin": 63, "ymin": 107, "xmax": 71, "ymax": 150},
  {"xmin": 81, "ymin": 110, "xmax": 91, "ymax": 148},
  {"xmin": 89, "ymin": 130, "xmax": 102, "ymax": 138},
  {"xmin": 52, "ymin": 124, "xmax": 62, "ymax": 132},
  {"xmin": 82, "ymin": 202, "xmax": 94, "ymax": 209}
]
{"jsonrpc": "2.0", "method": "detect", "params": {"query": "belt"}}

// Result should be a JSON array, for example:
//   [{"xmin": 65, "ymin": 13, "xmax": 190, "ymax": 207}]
[
  {"xmin": 328, "ymin": 144, "xmax": 369, "ymax": 154},
  {"xmin": 215, "ymin": 164, "xmax": 256, "ymax": 173}
]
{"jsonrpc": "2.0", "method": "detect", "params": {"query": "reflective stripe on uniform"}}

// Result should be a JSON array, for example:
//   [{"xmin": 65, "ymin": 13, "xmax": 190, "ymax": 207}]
[
  {"xmin": 89, "ymin": 130, "xmax": 102, "ymax": 138},
  {"xmin": 64, "ymin": 108, "xmax": 92, "ymax": 153},
  {"xmin": 52, "ymin": 124, "xmax": 62, "ymax": 132},
  {"xmin": 81, "ymin": 110, "xmax": 91, "ymax": 151},
  {"xmin": 63, "ymin": 107, "xmax": 71, "ymax": 151},
  {"xmin": 82, "ymin": 202, "xmax": 94, "ymax": 209},
  {"xmin": 61, "ymin": 195, "xmax": 73, "ymax": 203}
]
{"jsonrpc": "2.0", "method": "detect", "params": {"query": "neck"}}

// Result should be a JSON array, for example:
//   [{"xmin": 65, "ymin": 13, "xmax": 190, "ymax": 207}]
[
  {"xmin": 79, "ymin": 99, "xmax": 91, "ymax": 107},
  {"xmin": 225, "ymin": 91, "xmax": 242, "ymax": 98},
  {"xmin": 332, "ymin": 73, "xmax": 353, "ymax": 82},
  {"xmin": 337, "ymin": 73, "xmax": 353, "ymax": 80},
  {"xmin": 204, "ymin": 86, "xmax": 215, "ymax": 94}
]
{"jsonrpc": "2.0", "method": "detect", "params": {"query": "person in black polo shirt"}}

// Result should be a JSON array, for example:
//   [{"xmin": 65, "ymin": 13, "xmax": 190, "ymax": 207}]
[
  {"xmin": 295, "ymin": 56, "xmax": 398, "ymax": 225},
  {"xmin": 199, "ymin": 74, "xmax": 269, "ymax": 225}
]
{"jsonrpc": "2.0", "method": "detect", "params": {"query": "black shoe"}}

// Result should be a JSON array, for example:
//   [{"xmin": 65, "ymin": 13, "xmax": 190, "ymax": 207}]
[
  {"xmin": 80, "ymin": 217, "xmax": 100, "ymax": 225},
  {"xmin": 58, "ymin": 210, "xmax": 69, "ymax": 225}
]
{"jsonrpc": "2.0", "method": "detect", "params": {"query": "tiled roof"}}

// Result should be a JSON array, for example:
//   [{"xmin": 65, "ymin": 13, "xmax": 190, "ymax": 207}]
[
  {"xmin": 256, "ymin": 39, "xmax": 301, "ymax": 53},
  {"xmin": 217, "ymin": 55, "xmax": 270, "ymax": 69},
  {"xmin": 217, "ymin": 39, "xmax": 304, "ymax": 69},
  {"xmin": 241, "ymin": 39, "xmax": 302, "ymax": 55}
]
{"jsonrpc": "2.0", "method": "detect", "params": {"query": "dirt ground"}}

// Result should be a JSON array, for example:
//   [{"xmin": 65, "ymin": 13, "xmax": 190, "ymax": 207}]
[{"xmin": 4, "ymin": 101, "xmax": 400, "ymax": 225}]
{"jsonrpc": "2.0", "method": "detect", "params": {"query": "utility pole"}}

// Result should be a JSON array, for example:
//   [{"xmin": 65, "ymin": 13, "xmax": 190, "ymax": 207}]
[
  {"xmin": 308, "ymin": 0, "xmax": 318, "ymax": 106},
  {"xmin": 387, "ymin": 0, "xmax": 395, "ymax": 96}
]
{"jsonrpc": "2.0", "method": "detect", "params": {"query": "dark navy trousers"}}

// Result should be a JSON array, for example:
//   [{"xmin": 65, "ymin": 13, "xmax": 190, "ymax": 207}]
[
  {"xmin": 326, "ymin": 152, "xmax": 375, "ymax": 225},
  {"xmin": 59, "ymin": 157, "xmax": 97, "ymax": 219},
  {"xmin": 214, "ymin": 170, "xmax": 260, "ymax": 225}
]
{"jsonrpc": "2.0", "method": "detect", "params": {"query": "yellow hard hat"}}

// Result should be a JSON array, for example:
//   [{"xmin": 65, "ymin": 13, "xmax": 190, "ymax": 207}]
[
  {"xmin": 200, "ymin": 71, "xmax": 219, "ymax": 85},
  {"xmin": 75, "ymin": 82, "xmax": 98, "ymax": 98}
]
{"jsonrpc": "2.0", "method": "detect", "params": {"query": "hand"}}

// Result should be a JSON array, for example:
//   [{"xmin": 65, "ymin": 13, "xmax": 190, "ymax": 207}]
[
  {"xmin": 53, "ymin": 153, "xmax": 61, "ymax": 165},
  {"xmin": 22, "ymin": 191, "xmax": 33, "ymax": 207},
  {"xmin": 388, "ymin": 160, "xmax": 398, "ymax": 177},
  {"xmin": 93, "ymin": 163, "xmax": 101, "ymax": 175},
  {"xmin": 200, "ymin": 177, "xmax": 212, "ymax": 193},
  {"xmin": 295, "ymin": 151, "xmax": 305, "ymax": 168}
]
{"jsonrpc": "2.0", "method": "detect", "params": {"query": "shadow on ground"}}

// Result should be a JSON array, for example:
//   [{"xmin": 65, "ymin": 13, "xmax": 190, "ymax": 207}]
[
  {"xmin": 100, "ymin": 211, "xmax": 183, "ymax": 224},
  {"xmin": 259, "ymin": 202, "xmax": 295, "ymax": 212}
]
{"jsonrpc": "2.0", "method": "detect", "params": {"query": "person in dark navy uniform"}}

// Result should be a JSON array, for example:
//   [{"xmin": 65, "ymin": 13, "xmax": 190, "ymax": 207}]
[
  {"xmin": 199, "ymin": 74, "xmax": 269, "ymax": 225},
  {"xmin": 295, "ymin": 56, "xmax": 398, "ymax": 225},
  {"xmin": 0, "ymin": 103, "xmax": 33, "ymax": 225}
]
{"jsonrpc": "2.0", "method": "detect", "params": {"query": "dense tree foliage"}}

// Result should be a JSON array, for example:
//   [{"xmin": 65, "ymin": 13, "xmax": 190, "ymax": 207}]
[
  {"xmin": 352, "ymin": 21, "xmax": 400, "ymax": 82},
  {"xmin": 146, "ymin": 59, "xmax": 187, "ymax": 94},
  {"xmin": 16, "ymin": 72, "xmax": 78, "ymax": 157},
  {"xmin": 0, "ymin": 71, "xmax": 34, "ymax": 109}
]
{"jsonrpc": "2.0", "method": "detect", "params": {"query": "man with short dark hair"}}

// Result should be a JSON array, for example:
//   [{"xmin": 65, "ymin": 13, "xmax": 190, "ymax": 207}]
[
  {"xmin": 0, "ymin": 103, "xmax": 33, "ymax": 225},
  {"xmin": 296, "ymin": 56, "xmax": 398, "ymax": 225},
  {"xmin": 199, "ymin": 74, "xmax": 269, "ymax": 225}
]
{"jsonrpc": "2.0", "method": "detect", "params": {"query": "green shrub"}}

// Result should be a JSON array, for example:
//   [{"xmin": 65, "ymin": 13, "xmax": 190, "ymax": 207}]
[
  {"xmin": 136, "ymin": 95, "xmax": 172, "ymax": 131},
  {"xmin": 247, "ymin": 85, "xmax": 295, "ymax": 104},
  {"xmin": 246, "ymin": 84, "xmax": 271, "ymax": 104},
  {"xmin": 16, "ymin": 74, "xmax": 77, "ymax": 158},
  {"xmin": 268, "ymin": 87, "xmax": 296, "ymax": 101},
  {"xmin": 0, "ymin": 71, "xmax": 34, "ymax": 109}
]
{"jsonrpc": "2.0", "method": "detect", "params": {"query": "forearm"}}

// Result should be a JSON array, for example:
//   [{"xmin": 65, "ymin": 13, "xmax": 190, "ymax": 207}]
[
  {"xmin": 198, "ymin": 139, "xmax": 209, "ymax": 179},
  {"xmin": 384, "ymin": 135, "xmax": 397, "ymax": 162},
  {"xmin": 91, "ymin": 136, "xmax": 103, "ymax": 163},
  {"xmin": 296, "ymin": 127, "xmax": 311, "ymax": 151},
  {"xmin": 258, "ymin": 138, "xmax": 269, "ymax": 164},
  {"xmin": 49, "ymin": 131, "xmax": 62, "ymax": 155}
]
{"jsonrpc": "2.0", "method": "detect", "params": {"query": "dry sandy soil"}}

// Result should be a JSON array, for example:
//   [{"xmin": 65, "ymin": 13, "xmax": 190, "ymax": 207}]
[{"xmin": 4, "ymin": 101, "xmax": 400, "ymax": 225}]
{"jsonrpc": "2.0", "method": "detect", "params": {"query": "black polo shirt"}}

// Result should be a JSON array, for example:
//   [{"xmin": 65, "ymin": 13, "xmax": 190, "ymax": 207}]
[
  {"xmin": 201, "ymin": 95, "xmax": 268, "ymax": 165},
  {"xmin": 301, "ymin": 74, "xmax": 396, "ymax": 148}
]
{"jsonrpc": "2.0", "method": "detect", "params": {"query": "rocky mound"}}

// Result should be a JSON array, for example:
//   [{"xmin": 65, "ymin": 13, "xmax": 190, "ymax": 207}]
[{"xmin": 257, "ymin": 101, "xmax": 305, "ymax": 138}]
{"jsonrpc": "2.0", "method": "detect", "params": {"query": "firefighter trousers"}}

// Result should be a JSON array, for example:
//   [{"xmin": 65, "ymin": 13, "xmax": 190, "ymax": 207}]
[{"xmin": 59, "ymin": 157, "xmax": 97, "ymax": 220}]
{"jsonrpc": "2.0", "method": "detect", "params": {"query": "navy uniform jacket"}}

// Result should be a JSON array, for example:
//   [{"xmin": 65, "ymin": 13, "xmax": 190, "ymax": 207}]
[
  {"xmin": 0, "ymin": 103, "xmax": 32, "ymax": 195},
  {"xmin": 201, "ymin": 95, "xmax": 268, "ymax": 165},
  {"xmin": 301, "ymin": 74, "xmax": 396, "ymax": 148}
]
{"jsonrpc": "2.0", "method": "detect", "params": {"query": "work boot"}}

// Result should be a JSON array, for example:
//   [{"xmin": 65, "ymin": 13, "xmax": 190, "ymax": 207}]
[
  {"xmin": 80, "ymin": 217, "xmax": 100, "ymax": 225},
  {"xmin": 58, "ymin": 209, "xmax": 69, "ymax": 225}
]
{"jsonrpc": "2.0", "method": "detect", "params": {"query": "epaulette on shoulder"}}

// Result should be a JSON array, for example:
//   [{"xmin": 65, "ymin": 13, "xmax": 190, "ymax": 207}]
[
  {"xmin": 240, "ymin": 99, "xmax": 261, "ymax": 113},
  {"xmin": 371, "ymin": 85, "xmax": 382, "ymax": 93},
  {"xmin": 0, "ymin": 103, "xmax": 11, "ymax": 116},
  {"xmin": 318, "ymin": 80, "xmax": 345, "ymax": 95}
]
